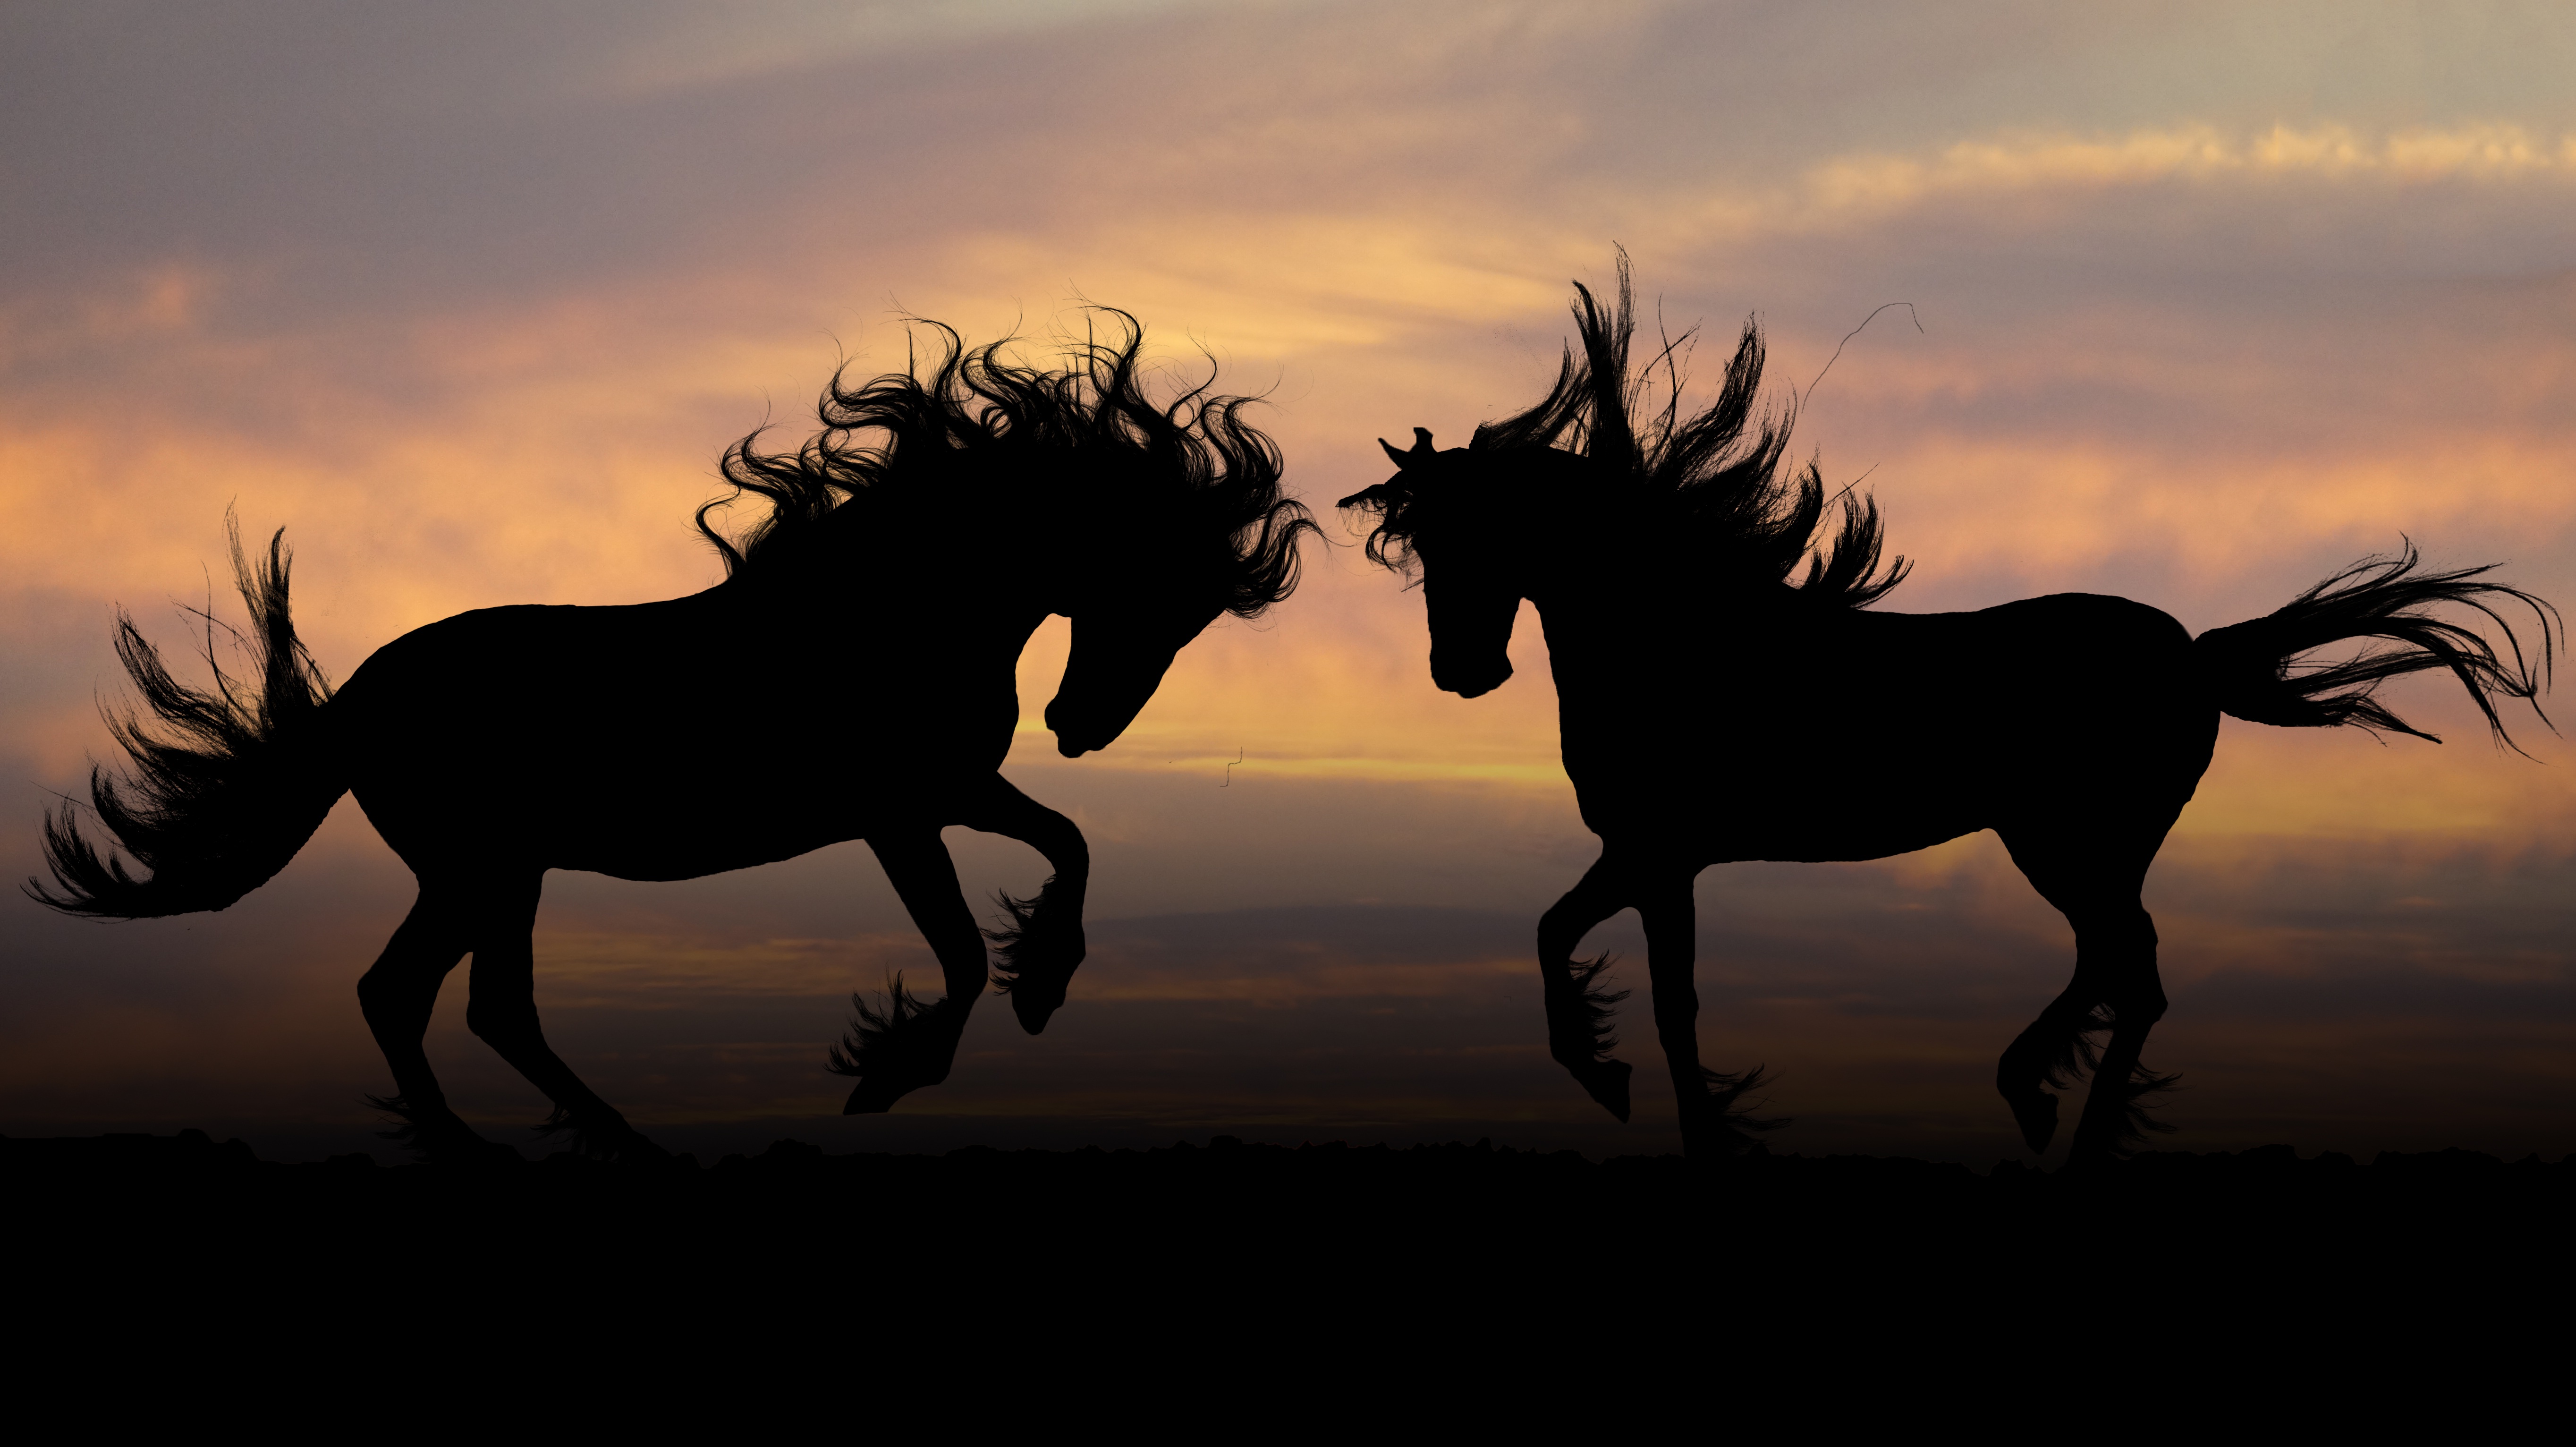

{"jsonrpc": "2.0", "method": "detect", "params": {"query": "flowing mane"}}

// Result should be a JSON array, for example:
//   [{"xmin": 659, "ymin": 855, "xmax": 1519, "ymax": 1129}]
[
  {"xmin": 700, "ymin": 313, "xmax": 1315, "ymax": 616},
  {"xmin": 1359, "ymin": 254, "xmax": 1908, "ymax": 609}
]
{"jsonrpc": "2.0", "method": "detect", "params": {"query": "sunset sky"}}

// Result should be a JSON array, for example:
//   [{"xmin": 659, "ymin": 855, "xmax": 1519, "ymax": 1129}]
[{"xmin": 5, "ymin": 1, "xmax": 2571, "ymax": 1163}]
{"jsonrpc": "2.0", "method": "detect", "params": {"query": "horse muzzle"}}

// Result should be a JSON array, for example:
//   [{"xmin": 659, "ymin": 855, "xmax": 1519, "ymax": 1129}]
[
  {"xmin": 1045, "ymin": 695, "xmax": 1138, "ymax": 758},
  {"xmin": 1432, "ymin": 652, "xmax": 1513, "ymax": 698}
]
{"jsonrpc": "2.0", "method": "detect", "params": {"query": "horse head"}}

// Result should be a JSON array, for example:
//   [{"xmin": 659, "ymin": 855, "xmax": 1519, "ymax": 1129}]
[
  {"xmin": 1043, "ymin": 572, "xmax": 1227, "ymax": 758},
  {"xmin": 695, "ymin": 309, "xmax": 1317, "ymax": 758},
  {"xmin": 1048, "ymin": 452, "xmax": 1318, "ymax": 758},
  {"xmin": 1341, "ymin": 427, "xmax": 1551, "ymax": 699}
]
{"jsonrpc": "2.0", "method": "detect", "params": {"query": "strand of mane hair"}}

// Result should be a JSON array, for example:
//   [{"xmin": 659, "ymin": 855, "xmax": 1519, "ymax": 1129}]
[{"xmin": 1471, "ymin": 249, "xmax": 1908, "ymax": 609}]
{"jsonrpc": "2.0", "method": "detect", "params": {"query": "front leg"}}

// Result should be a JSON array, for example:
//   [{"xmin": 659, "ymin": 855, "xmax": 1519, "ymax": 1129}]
[
  {"xmin": 1637, "ymin": 868, "xmax": 1781, "ymax": 1161},
  {"xmin": 958, "ymin": 774, "xmax": 1091, "ymax": 1034},
  {"xmin": 835, "ymin": 827, "xmax": 988, "ymax": 1114},
  {"xmin": 1536, "ymin": 852, "xmax": 1636, "ymax": 1121}
]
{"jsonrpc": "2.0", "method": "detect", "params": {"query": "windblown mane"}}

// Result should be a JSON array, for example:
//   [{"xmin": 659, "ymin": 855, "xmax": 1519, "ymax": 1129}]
[
  {"xmin": 1365, "ymin": 254, "xmax": 1908, "ymax": 608},
  {"xmin": 700, "ymin": 313, "xmax": 1315, "ymax": 615}
]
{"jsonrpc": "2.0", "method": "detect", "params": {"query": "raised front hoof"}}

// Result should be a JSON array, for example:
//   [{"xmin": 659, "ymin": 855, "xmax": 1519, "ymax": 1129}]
[
  {"xmin": 2007, "ymin": 1090, "xmax": 2060, "ymax": 1155},
  {"xmin": 1567, "ymin": 1058, "xmax": 1634, "ymax": 1123},
  {"xmin": 988, "ymin": 889, "xmax": 1085, "ymax": 1037}
]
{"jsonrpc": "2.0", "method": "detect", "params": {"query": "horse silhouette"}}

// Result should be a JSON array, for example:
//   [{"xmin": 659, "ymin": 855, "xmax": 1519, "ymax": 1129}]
[
  {"xmin": 1342, "ymin": 256, "xmax": 2558, "ymax": 1166},
  {"xmin": 31, "ymin": 315, "xmax": 1317, "ymax": 1162}
]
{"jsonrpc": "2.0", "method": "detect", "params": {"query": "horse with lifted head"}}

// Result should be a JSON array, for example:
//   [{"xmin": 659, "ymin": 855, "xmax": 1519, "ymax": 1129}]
[
  {"xmin": 1342, "ymin": 257, "xmax": 2557, "ymax": 1166},
  {"xmin": 33, "ymin": 314, "xmax": 1317, "ymax": 1162}
]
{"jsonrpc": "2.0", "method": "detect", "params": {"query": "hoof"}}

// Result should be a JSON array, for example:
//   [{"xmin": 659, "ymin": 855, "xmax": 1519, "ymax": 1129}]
[
  {"xmin": 1679, "ymin": 1133, "xmax": 1758, "ymax": 1166},
  {"xmin": 842, "ymin": 1078, "xmax": 924, "ymax": 1115},
  {"xmin": 535, "ymin": 1104, "xmax": 669, "ymax": 1164},
  {"xmin": 826, "ymin": 978, "xmax": 957, "ymax": 1113},
  {"xmin": 2058, "ymin": 1109, "xmax": 2130, "ymax": 1174},
  {"xmin": 1573, "ymin": 1058, "xmax": 1633, "ymax": 1123},
  {"xmin": 411, "ymin": 1129, "xmax": 524, "ymax": 1168},
  {"xmin": 2056, "ymin": 1146, "xmax": 2116, "ymax": 1178},
  {"xmin": 371, "ymin": 1095, "xmax": 524, "ymax": 1167},
  {"xmin": 599, "ymin": 1135, "xmax": 684, "ymax": 1170},
  {"xmin": 2008, "ymin": 1090, "xmax": 2059, "ymax": 1154},
  {"xmin": 441, "ymin": 1135, "xmax": 528, "ymax": 1168},
  {"xmin": 988, "ymin": 885, "xmax": 1085, "ymax": 1037},
  {"xmin": 554, "ymin": 1129, "xmax": 677, "ymax": 1167},
  {"xmin": 835, "ymin": 1054, "xmax": 951, "ymax": 1113}
]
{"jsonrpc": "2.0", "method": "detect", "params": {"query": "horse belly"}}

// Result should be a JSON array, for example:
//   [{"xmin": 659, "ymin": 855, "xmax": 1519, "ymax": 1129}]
[
  {"xmin": 333, "ymin": 600, "xmax": 1022, "ymax": 879},
  {"xmin": 1552, "ymin": 591, "xmax": 2208, "ymax": 868},
  {"xmin": 1560, "ymin": 681, "xmax": 1996, "ymax": 863},
  {"xmin": 1579, "ymin": 770, "xmax": 1988, "ymax": 866},
  {"xmin": 1735, "ymin": 809, "xmax": 1985, "ymax": 865}
]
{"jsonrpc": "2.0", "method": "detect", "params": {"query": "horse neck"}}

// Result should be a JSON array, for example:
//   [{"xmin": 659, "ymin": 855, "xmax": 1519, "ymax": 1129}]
[
  {"xmin": 1523, "ymin": 562, "xmax": 1660, "ymax": 641},
  {"xmin": 1524, "ymin": 562, "xmax": 1794, "ymax": 682},
  {"xmin": 792, "ymin": 486, "xmax": 1068, "ymax": 635}
]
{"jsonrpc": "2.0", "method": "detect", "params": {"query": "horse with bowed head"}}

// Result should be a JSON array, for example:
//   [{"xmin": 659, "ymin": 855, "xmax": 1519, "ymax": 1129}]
[
  {"xmin": 1342, "ymin": 258, "xmax": 2555, "ymax": 1166},
  {"xmin": 33, "ymin": 314, "xmax": 1317, "ymax": 1162}
]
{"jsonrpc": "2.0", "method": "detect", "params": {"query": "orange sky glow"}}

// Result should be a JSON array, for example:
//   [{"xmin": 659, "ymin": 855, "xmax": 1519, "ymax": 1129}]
[{"xmin": 5, "ymin": 1, "xmax": 2571, "ymax": 1162}]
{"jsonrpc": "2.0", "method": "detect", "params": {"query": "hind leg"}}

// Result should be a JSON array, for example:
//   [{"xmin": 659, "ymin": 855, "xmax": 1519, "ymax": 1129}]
[
  {"xmin": 1998, "ymin": 824, "xmax": 2178, "ymax": 1165},
  {"xmin": 2062, "ymin": 910, "xmax": 2171, "ymax": 1165},
  {"xmin": 835, "ymin": 827, "xmax": 989, "ymax": 1113},
  {"xmin": 1536, "ymin": 851, "xmax": 1636, "ymax": 1120},
  {"xmin": 459, "ymin": 871, "xmax": 665, "ymax": 1162},
  {"xmin": 357, "ymin": 885, "xmax": 514, "ymax": 1162},
  {"xmin": 1994, "ymin": 976, "xmax": 2101, "ymax": 1154}
]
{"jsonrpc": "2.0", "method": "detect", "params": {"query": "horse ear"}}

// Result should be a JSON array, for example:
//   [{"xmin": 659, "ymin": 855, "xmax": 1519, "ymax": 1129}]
[
  {"xmin": 1379, "ymin": 427, "xmax": 1441, "ymax": 469},
  {"xmin": 1338, "ymin": 483, "xmax": 1393, "ymax": 510}
]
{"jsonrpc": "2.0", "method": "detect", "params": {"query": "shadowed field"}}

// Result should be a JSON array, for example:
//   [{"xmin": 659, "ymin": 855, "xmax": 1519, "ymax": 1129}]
[
  {"xmin": 17, "ymin": 1127, "xmax": 2567, "ymax": 1242},
  {"xmin": 15, "ymin": 1128, "xmax": 2564, "ymax": 1396}
]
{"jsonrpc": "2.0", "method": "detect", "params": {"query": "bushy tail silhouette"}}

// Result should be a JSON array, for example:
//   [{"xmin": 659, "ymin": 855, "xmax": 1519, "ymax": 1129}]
[
  {"xmin": 2196, "ymin": 543, "xmax": 2558, "ymax": 750},
  {"xmin": 26, "ymin": 516, "xmax": 343, "ymax": 917}
]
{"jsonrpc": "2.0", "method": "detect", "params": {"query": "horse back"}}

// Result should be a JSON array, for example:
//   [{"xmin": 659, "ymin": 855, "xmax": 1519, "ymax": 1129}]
[
  {"xmin": 1556, "ymin": 590, "xmax": 2215, "ymax": 861},
  {"xmin": 326, "ymin": 587, "xmax": 1022, "ymax": 878}
]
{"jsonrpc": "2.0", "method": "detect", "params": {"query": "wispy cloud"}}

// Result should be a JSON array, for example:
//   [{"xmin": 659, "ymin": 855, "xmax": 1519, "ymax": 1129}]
[{"xmin": 1804, "ymin": 122, "xmax": 2576, "ymax": 216}]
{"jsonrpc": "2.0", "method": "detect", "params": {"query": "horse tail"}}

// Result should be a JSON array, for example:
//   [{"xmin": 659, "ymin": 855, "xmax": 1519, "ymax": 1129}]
[
  {"xmin": 26, "ymin": 517, "xmax": 346, "ymax": 918},
  {"xmin": 2192, "ymin": 542, "xmax": 2558, "ymax": 752}
]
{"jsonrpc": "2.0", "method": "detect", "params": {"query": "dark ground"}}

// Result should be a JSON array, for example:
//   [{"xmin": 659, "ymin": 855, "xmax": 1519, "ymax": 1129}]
[
  {"xmin": 9, "ymin": 1131, "xmax": 2568, "ymax": 1403},
  {"xmin": 14, "ymin": 1132, "xmax": 2568, "ymax": 1276}
]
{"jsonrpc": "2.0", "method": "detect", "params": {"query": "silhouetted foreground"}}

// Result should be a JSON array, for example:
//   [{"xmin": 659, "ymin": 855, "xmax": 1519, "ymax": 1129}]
[
  {"xmin": 13, "ymin": 1129, "xmax": 2567, "ymax": 1229},
  {"xmin": 13, "ymin": 1128, "xmax": 2564, "ymax": 1388}
]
